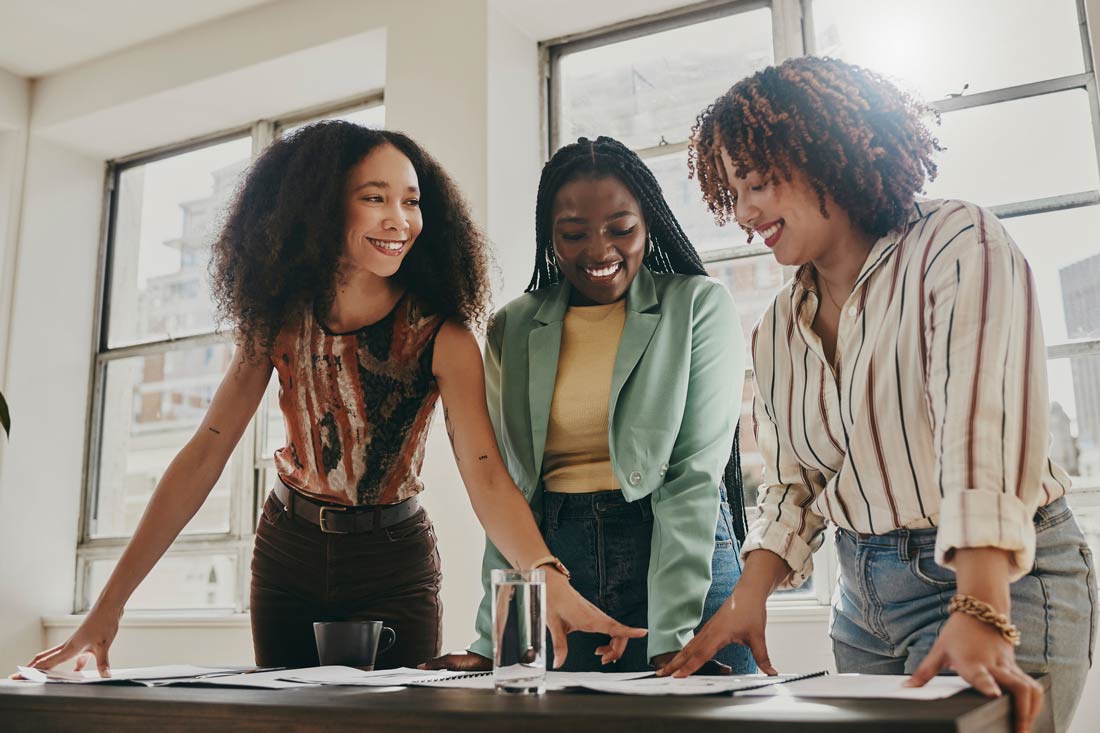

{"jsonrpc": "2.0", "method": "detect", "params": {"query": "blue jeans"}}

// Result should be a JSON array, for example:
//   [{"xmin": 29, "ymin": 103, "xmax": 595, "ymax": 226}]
[
  {"xmin": 542, "ymin": 488, "xmax": 757, "ymax": 673},
  {"xmin": 832, "ymin": 498, "xmax": 1097, "ymax": 733}
]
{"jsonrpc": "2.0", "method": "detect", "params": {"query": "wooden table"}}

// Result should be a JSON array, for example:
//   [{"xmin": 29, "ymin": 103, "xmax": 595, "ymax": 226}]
[{"xmin": 0, "ymin": 675, "xmax": 1053, "ymax": 732}]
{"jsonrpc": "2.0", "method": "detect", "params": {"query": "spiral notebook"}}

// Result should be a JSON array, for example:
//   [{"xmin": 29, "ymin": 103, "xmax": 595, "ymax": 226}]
[
  {"xmin": 410, "ymin": 670, "xmax": 826, "ymax": 695},
  {"xmin": 278, "ymin": 666, "xmax": 829, "ymax": 696}
]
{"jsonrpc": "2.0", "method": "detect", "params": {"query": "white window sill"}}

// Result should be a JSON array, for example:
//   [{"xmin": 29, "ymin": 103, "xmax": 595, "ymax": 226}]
[
  {"xmin": 43, "ymin": 604, "xmax": 828, "ymax": 632},
  {"xmin": 43, "ymin": 613, "xmax": 251, "ymax": 631},
  {"xmin": 764, "ymin": 601, "xmax": 830, "ymax": 623},
  {"xmin": 44, "ymin": 607, "xmax": 829, "ymax": 636}
]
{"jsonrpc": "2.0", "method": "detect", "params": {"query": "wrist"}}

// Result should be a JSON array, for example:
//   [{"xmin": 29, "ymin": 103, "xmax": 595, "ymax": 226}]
[
  {"xmin": 949, "ymin": 594, "xmax": 1020, "ymax": 646},
  {"xmin": 90, "ymin": 594, "xmax": 125, "ymax": 618},
  {"xmin": 730, "ymin": 582, "xmax": 770, "ymax": 607},
  {"xmin": 953, "ymin": 547, "xmax": 1012, "ymax": 614},
  {"xmin": 529, "ymin": 554, "xmax": 571, "ymax": 579}
]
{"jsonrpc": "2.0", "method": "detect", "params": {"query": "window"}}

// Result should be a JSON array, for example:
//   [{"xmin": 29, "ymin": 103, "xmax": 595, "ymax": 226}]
[
  {"xmin": 810, "ymin": 0, "xmax": 1100, "ymax": 524},
  {"xmin": 79, "ymin": 96, "xmax": 384, "ymax": 613},
  {"xmin": 548, "ymin": 0, "xmax": 1100, "ymax": 604}
]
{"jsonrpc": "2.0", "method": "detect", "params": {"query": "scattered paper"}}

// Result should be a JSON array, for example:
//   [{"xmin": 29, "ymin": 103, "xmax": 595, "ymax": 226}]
[
  {"xmin": 738, "ymin": 674, "xmax": 972, "ymax": 700},
  {"xmin": 15, "ymin": 665, "xmax": 244, "ymax": 685},
  {"xmin": 0, "ymin": 678, "xmax": 44, "ymax": 687},
  {"xmin": 167, "ymin": 668, "xmax": 321, "ymax": 689},
  {"xmin": 406, "ymin": 670, "xmax": 783, "ymax": 694},
  {"xmin": 410, "ymin": 672, "xmax": 494, "ymax": 689},
  {"xmin": 574, "ymin": 674, "xmax": 796, "ymax": 696},
  {"xmin": 547, "ymin": 671, "xmax": 654, "ymax": 690},
  {"xmin": 279, "ymin": 666, "xmax": 453, "ymax": 687}
]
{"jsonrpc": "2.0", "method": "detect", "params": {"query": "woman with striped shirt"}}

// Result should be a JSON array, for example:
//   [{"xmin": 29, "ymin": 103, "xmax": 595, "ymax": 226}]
[{"xmin": 659, "ymin": 57, "xmax": 1096, "ymax": 733}]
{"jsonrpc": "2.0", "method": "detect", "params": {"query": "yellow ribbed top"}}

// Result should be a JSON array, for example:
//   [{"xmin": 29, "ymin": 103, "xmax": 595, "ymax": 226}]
[{"xmin": 542, "ymin": 299, "xmax": 626, "ymax": 493}]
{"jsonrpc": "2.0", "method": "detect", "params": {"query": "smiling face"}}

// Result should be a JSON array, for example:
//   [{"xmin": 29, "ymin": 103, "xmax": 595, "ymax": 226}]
[
  {"xmin": 551, "ymin": 175, "xmax": 647, "ymax": 306},
  {"xmin": 341, "ymin": 143, "xmax": 424, "ymax": 278},
  {"xmin": 719, "ymin": 146, "xmax": 861, "ymax": 268}
]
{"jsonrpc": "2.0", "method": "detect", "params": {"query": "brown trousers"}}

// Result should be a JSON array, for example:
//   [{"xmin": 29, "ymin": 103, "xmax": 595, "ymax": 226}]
[{"xmin": 250, "ymin": 493, "xmax": 443, "ymax": 668}]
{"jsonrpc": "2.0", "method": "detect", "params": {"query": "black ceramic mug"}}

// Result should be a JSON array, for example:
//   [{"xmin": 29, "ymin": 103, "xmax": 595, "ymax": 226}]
[{"xmin": 313, "ymin": 620, "xmax": 397, "ymax": 669}]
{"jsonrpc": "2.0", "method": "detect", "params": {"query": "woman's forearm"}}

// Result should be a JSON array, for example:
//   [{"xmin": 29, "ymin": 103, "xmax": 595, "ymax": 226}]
[
  {"xmin": 952, "ymin": 547, "xmax": 1013, "ymax": 615},
  {"xmin": 462, "ymin": 473, "xmax": 553, "ymax": 571},
  {"xmin": 733, "ymin": 549, "xmax": 794, "ymax": 603}
]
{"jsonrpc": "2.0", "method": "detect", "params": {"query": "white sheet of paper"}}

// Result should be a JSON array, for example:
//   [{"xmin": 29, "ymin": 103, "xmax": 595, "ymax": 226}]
[
  {"xmin": 738, "ymin": 674, "xmax": 972, "ymax": 700},
  {"xmin": 282, "ymin": 666, "xmax": 457, "ymax": 687},
  {"xmin": 16, "ymin": 665, "xmax": 243, "ymax": 684},
  {"xmin": 403, "ymin": 670, "xmax": 634, "ymax": 690},
  {"xmin": 547, "ymin": 671, "xmax": 654, "ymax": 689},
  {"xmin": 167, "ymin": 668, "xmax": 319, "ymax": 689},
  {"xmin": 574, "ymin": 674, "xmax": 794, "ymax": 696},
  {"xmin": 409, "ymin": 671, "xmax": 776, "ymax": 693}
]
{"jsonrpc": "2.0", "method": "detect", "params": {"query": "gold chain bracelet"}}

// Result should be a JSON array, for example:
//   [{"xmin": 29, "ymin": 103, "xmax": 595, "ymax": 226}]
[{"xmin": 947, "ymin": 594, "xmax": 1022, "ymax": 647}]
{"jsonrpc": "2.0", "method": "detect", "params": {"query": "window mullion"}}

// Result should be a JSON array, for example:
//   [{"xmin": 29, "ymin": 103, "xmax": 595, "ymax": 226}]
[
  {"xmin": 931, "ymin": 72, "xmax": 1093, "ymax": 114},
  {"xmin": 1048, "ymin": 338, "xmax": 1100, "ymax": 360},
  {"xmin": 97, "ymin": 331, "xmax": 233, "ymax": 363},
  {"xmin": 772, "ymin": 0, "xmax": 806, "ymax": 61},
  {"xmin": 988, "ymin": 191, "xmax": 1100, "ymax": 219}
]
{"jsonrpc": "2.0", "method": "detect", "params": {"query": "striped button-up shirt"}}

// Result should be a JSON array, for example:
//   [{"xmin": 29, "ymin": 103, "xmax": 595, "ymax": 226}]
[{"xmin": 742, "ymin": 198, "xmax": 1070, "ymax": 588}]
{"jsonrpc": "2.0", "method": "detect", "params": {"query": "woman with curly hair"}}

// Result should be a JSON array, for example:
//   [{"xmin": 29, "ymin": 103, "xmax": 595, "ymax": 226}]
[
  {"xmin": 426, "ymin": 136, "xmax": 756, "ymax": 675},
  {"xmin": 24, "ymin": 122, "xmax": 643, "ymax": 673},
  {"xmin": 658, "ymin": 57, "xmax": 1096, "ymax": 732}
]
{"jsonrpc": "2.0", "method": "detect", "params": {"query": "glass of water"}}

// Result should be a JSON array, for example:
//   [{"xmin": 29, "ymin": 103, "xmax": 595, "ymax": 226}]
[{"xmin": 490, "ymin": 568, "xmax": 546, "ymax": 694}]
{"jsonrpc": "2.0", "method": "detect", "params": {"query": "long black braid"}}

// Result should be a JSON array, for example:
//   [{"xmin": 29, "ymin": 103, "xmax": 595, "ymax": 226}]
[{"xmin": 528, "ymin": 136, "xmax": 749, "ymax": 542}]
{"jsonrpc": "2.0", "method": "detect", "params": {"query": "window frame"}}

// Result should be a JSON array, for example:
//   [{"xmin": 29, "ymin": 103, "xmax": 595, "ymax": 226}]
[
  {"xmin": 544, "ymin": 0, "xmax": 1100, "ymax": 607},
  {"xmin": 75, "ymin": 92, "xmax": 383, "ymax": 614}
]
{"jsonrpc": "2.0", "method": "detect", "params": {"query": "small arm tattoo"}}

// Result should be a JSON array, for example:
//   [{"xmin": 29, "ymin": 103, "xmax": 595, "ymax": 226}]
[
  {"xmin": 444, "ymin": 407, "xmax": 458, "ymax": 463},
  {"xmin": 208, "ymin": 427, "xmax": 221, "ymax": 435},
  {"xmin": 478, "ymin": 455, "xmax": 488, "ymax": 461}
]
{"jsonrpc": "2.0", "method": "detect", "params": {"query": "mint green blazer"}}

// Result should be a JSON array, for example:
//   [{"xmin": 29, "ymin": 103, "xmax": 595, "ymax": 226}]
[{"xmin": 468, "ymin": 266, "xmax": 746, "ymax": 660}]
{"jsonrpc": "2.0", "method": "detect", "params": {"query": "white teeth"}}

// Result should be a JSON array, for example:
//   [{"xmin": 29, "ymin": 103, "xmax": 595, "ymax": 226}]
[
  {"xmin": 585, "ymin": 263, "xmax": 621, "ymax": 278},
  {"xmin": 369, "ymin": 238, "xmax": 405, "ymax": 251},
  {"xmin": 758, "ymin": 221, "xmax": 782, "ymax": 239}
]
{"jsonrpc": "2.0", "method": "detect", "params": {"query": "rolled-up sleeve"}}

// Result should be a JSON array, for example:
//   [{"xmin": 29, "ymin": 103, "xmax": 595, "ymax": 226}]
[{"xmin": 923, "ymin": 210, "xmax": 1047, "ymax": 579}]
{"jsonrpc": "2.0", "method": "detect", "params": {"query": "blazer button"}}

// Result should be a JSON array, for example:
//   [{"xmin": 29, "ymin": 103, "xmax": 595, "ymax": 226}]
[
  {"xmin": 658, "ymin": 463, "xmax": 668, "ymax": 478},
  {"xmin": 629, "ymin": 471, "xmax": 642, "ymax": 486}
]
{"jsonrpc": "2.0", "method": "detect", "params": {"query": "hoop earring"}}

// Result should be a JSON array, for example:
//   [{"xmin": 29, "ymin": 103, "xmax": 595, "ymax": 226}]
[
  {"xmin": 645, "ymin": 234, "xmax": 653, "ymax": 258},
  {"xmin": 740, "ymin": 224, "xmax": 755, "ymax": 244}
]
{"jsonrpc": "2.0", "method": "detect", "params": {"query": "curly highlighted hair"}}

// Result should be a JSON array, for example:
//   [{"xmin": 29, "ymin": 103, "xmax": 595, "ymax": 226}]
[
  {"xmin": 210, "ymin": 121, "xmax": 491, "ymax": 360},
  {"xmin": 689, "ymin": 56, "xmax": 942, "ymax": 237}
]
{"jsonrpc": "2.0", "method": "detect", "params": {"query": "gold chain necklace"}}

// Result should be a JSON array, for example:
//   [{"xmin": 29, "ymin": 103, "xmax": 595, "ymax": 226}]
[{"xmin": 817, "ymin": 272, "xmax": 844, "ymax": 310}]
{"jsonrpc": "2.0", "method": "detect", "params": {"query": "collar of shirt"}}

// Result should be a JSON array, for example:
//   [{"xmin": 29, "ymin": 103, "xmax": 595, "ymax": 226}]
[{"xmin": 790, "ymin": 197, "xmax": 944, "ymax": 312}]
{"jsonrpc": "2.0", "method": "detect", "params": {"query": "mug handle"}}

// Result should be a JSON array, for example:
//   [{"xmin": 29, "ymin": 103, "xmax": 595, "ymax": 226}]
[{"xmin": 379, "ymin": 626, "xmax": 397, "ymax": 655}]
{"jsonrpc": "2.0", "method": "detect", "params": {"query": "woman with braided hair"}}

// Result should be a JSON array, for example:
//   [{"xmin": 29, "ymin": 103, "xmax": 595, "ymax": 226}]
[
  {"xmin": 424, "ymin": 135, "xmax": 756, "ymax": 674},
  {"xmin": 658, "ymin": 56, "xmax": 1096, "ymax": 733}
]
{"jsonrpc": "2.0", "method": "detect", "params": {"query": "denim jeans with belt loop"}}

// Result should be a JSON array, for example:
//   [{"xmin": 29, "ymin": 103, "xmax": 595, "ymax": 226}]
[
  {"xmin": 541, "ymin": 484, "xmax": 757, "ymax": 673},
  {"xmin": 831, "ymin": 497, "xmax": 1097, "ymax": 732}
]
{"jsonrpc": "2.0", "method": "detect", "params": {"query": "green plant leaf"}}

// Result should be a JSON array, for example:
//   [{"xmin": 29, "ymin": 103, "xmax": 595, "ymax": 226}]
[{"xmin": 0, "ymin": 389, "xmax": 8, "ymax": 437}]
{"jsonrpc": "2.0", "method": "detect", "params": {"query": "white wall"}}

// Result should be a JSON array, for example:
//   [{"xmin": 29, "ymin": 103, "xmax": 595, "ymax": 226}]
[
  {"xmin": 6, "ymin": 1, "xmax": 1100, "ymax": 731},
  {"xmin": 0, "ymin": 135, "xmax": 103, "ymax": 669},
  {"xmin": 0, "ymin": 65, "xmax": 30, "ymax": 429}
]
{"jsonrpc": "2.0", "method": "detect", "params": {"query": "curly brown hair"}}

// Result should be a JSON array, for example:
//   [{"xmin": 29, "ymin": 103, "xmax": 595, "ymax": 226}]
[
  {"xmin": 689, "ymin": 56, "xmax": 942, "ymax": 238},
  {"xmin": 210, "ymin": 121, "xmax": 491, "ymax": 360}
]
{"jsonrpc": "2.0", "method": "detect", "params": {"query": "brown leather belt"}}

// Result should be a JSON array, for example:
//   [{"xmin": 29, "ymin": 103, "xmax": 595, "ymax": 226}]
[{"xmin": 272, "ymin": 478, "xmax": 421, "ymax": 534}]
